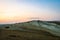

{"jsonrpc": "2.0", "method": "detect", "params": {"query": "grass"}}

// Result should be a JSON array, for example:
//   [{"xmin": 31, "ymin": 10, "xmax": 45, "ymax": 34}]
[
  {"xmin": 0, "ymin": 20, "xmax": 60, "ymax": 40},
  {"xmin": 0, "ymin": 29, "xmax": 60, "ymax": 40}
]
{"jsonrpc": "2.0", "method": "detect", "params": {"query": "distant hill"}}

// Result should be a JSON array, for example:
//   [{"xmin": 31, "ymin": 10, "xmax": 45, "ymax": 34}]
[
  {"xmin": 47, "ymin": 21, "xmax": 60, "ymax": 25},
  {"xmin": 0, "ymin": 20, "xmax": 60, "ymax": 36},
  {"xmin": 0, "ymin": 20, "xmax": 60, "ymax": 40}
]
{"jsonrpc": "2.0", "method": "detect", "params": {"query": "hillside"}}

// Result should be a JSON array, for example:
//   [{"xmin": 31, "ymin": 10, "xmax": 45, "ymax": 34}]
[{"xmin": 0, "ymin": 20, "xmax": 60, "ymax": 40}]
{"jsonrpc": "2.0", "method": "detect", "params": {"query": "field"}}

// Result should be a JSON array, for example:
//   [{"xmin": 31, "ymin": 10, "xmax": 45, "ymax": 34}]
[
  {"xmin": 0, "ymin": 29, "xmax": 60, "ymax": 40},
  {"xmin": 0, "ymin": 20, "xmax": 60, "ymax": 40}
]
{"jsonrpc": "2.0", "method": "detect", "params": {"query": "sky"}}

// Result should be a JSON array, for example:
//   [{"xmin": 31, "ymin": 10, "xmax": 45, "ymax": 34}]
[{"xmin": 0, "ymin": 0, "xmax": 60, "ymax": 24}]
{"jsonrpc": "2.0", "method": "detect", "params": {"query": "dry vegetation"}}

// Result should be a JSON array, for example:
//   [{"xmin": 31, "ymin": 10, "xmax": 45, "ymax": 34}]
[
  {"xmin": 0, "ymin": 29, "xmax": 60, "ymax": 40},
  {"xmin": 0, "ymin": 21, "xmax": 60, "ymax": 40}
]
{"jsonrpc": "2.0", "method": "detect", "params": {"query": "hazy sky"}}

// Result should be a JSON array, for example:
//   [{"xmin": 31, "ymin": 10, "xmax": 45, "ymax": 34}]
[{"xmin": 0, "ymin": 0, "xmax": 60, "ymax": 24}]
